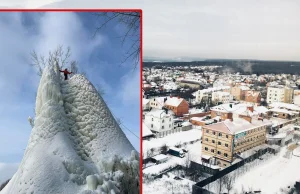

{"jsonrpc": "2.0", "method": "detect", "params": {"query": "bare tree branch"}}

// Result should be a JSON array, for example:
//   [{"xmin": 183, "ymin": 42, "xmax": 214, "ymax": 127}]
[{"xmin": 93, "ymin": 11, "xmax": 141, "ymax": 69}]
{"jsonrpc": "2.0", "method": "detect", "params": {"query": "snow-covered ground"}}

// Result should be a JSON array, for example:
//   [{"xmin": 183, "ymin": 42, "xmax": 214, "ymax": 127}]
[
  {"xmin": 207, "ymin": 146, "xmax": 300, "ymax": 194},
  {"xmin": 143, "ymin": 129, "xmax": 201, "ymax": 155},
  {"xmin": 143, "ymin": 173, "xmax": 195, "ymax": 194},
  {"xmin": 0, "ymin": 64, "xmax": 139, "ymax": 194}
]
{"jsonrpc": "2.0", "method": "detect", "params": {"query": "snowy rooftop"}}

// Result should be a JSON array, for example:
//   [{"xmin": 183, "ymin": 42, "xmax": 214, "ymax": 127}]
[
  {"xmin": 165, "ymin": 97, "xmax": 184, "ymax": 107},
  {"xmin": 269, "ymin": 102, "xmax": 300, "ymax": 111},
  {"xmin": 205, "ymin": 117, "xmax": 272, "ymax": 135},
  {"xmin": 145, "ymin": 109, "xmax": 172, "ymax": 118},
  {"xmin": 143, "ymin": 123, "xmax": 154, "ymax": 137},
  {"xmin": 152, "ymin": 154, "xmax": 168, "ymax": 161}
]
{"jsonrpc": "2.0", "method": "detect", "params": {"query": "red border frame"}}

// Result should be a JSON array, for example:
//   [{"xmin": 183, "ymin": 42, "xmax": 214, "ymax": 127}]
[{"xmin": 0, "ymin": 8, "xmax": 143, "ymax": 194}]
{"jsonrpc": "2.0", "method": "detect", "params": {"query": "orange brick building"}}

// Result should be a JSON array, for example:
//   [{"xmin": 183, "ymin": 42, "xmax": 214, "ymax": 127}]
[{"xmin": 164, "ymin": 96, "xmax": 189, "ymax": 117}]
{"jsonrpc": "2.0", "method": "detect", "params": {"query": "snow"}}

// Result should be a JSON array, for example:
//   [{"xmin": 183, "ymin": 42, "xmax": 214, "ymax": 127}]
[
  {"xmin": 165, "ymin": 97, "xmax": 184, "ymax": 107},
  {"xmin": 143, "ymin": 123, "xmax": 153, "ymax": 138},
  {"xmin": 207, "ymin": 146, "xmax": 300, "ymax": 194},
  {"xmin": 152, "ymin": 154, "xmax": 168, "ymax": 162},
  {"xmin": 143, "ymin": 129, "xmax": 202, "ymax": 154},
  {"xmin": 0, "ymin": 64, "xmax": 139, "ymax": 194}
]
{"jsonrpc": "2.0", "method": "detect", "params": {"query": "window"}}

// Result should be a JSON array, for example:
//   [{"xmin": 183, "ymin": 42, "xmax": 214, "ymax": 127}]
[
  {"xmin": 151, "ymin": 124, "xmax": 153, "ymax": 128},
  {"xmin": 225, "ymin": 143, "xmax": 228, "ymax": 147},
  {"xmin": 224, "ymin": 153, "xmax": 228, "ymax": 157},
  {"xmin": 213, "ymin": 132, "xmax": 216, "ymax": 135},
  {"xmin": 211, "ymin": 149, "xmax": 214, "ymax": 153},
  {"xmin": 217, "ymin": 151, "xmax": 221, "ymax": 155},
  {"xmin": 162, "ymin": 119, "xmax": 164, "ymax": 123},
  {"xmin": 226, "ymin": 135, "xmax": 229, "ymax": 138},
  {"xmin": 169, "ymin": 118, "xmax": 171, "ymax": 121},
  {"xmin": 218, "ymin": 142, "xmax": 221, "ymax": 145},
  {"xmin": 212, "ymin": 140, "xmax": 215, "ymax": 143},
  {"xmin": 205, "ymin": 138, "xmax": 208, "ymax": 141},
  {"xmin": 169, "ymin": 124, "xmax": 171, "ymax": 128},
  {"xmin": 206, "ymin": 130, "xmax": 209, "ymax": 133},
  {"xmin": 152, "ymin": 118, "xmax": 154, "ymax": 121},
  {"xmin": 224, "ymin": 164, "xmax": 227, "ymax": 167},
  {"xmin": 219, "ymin": 133, "xmax": 222, "ymax": 137},
  {"xmin": 162, "ymin": 126, "xmax": 164, "ymax": 129},
  {"xmin": 205, "ymin": 147, "xmax": 208, "ymax": 151}
]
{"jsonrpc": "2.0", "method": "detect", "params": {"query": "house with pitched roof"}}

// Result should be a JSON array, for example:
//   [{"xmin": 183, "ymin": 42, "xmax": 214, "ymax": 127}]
[{"xmin": 164, "ymin": 96, "xmax": 189, "ymax": 117}]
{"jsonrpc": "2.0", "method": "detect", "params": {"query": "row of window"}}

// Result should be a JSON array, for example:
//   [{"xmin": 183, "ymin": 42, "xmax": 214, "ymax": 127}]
[
  {"xmin": 204, "ymin": 138, "xmax": 229, "ymax": 147},
  {"xmin": 204, "ymin": 147, "xmax": 228, "ymax": 157},
  {"xmin": 151, "ymin": 118, "xmax": 172, "ymax": 122},
  {"xmin": 246, "ymin": 127, "xmax": 265, "ymax": 134},
  {"xmin": 205, "ymin": 130, "xmax": 229, "ymax": 138},
  {"xmin": 150, "ymin": 124, "xmax": 172, "ymax": 129},
  {"xmin": 234, "ymin": 134, "xmax": 265, "ymax": 147}
]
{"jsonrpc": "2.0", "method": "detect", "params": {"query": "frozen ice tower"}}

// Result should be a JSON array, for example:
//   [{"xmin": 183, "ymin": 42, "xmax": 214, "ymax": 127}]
[{"xmin": 0, "ymin": 63, "xmax": 139, "ymax": 194}]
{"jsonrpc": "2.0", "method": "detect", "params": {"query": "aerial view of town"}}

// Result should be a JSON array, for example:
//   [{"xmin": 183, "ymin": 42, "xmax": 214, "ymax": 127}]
[{"xmin": 142, "ymin": 60, "xmax": 300, "ymax": 194}]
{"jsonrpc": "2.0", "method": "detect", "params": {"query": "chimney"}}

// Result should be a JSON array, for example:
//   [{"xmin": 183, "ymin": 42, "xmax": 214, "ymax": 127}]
[
  {"xmin": 227, "ymin": 112, "xmax": 233, "ymax": 121},
  {"xmin": 178, "ymin": 96, "xmax": 180, "ymax": 99},
  {"xmin": 247, "ymin": 106, "xmax": 254, "ymax": 112},
  {"xmin": 170, "ymin": 95, "xmax": 173, "ymax": 98}
]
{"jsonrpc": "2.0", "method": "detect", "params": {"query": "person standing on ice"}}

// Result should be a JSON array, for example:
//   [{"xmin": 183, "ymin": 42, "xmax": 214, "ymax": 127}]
[{"xmin": 59, "ymin": 68, "xmax": 72, "ymax": 80}]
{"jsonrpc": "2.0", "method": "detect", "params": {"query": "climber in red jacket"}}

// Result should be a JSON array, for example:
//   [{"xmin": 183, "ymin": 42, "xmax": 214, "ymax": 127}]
[{"xmin": 59, "ymin": 68, "xmax": 72, "ymax": 80}]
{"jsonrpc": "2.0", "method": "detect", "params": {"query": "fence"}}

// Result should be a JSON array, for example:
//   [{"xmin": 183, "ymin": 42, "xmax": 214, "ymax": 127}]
[{"xmin": 192, "ymin": 146, "xmax": 276, "ymax": 194}]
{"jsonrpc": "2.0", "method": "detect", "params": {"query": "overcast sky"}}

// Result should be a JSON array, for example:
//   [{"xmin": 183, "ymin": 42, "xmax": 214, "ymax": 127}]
[
  {"xmin": 0, "ymin": 11, "xmax": 140, "ymax": 182},
  {"xmin": 27, "ymin": 0, "xmax": 300, "ymax": 61}
]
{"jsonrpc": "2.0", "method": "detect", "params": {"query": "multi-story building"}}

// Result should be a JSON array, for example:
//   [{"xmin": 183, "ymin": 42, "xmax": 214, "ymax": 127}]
[
  {"xmin": 144, "ymin": 109, "xmax": 175, "ymax": 138},
  {"xmin": 195, "ymin": 86, "xmax": 231, "ymax": 103},
  {"xmin": 212, "ymin": 91, "xmax": 233, "ymax": 104},
  {"xmin": 294, "ymin": 90, "xmax": 300, "ymax": 106},
  {"xmin": 244, "ymin": 91, "xmax": 261, "ymax": 105},
  {"xmin": 148, "ymin": 97, "xmax": 167, "ymax": 109},
  {"xmin": 201, "ymin": 115, "xmax": 271, "ymax": 167},
  {"xmin": 230, "ymin": 85, "xmax": 250, "ymax": 101},
  {"xmin": 267, "ymin": 86, "xmax": 293, "ymax": 104}
]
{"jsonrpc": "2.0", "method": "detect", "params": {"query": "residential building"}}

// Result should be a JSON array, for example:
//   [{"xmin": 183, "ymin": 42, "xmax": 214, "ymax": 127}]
[
  {"xmin": 201, "ymin": 117, "xmax": 272, "ymax": 167},
  {"xmin": 149, "ymin": 97, "xmax": 167, "ymax": 109},
  {"xmin": 244, "ymin": 91, "xmax": 261, "ymax": 104},
  {"xmin": 267, "ymin": 86, "xmax": 293, "ymax": 104},
  {"xmin": 212, "ymin": 91, "xmax": 233, "ymax": 104},
  {"xmin": 164, "ymin": 96, "xmax": 189, "ymax": 117},
  {"xmin": 294, "ymin": 90, "xmax": 300, "ymax": 106},
  {"xmin": 143, "ymin": 98, "xmax": 150, "ymax": 111},
  {"xmin": 231, "ymin": 85, "xmax": 250, "ymax": 100},
  {"xmin": 144, "ymin": 109, "xmax": 175, "ymax": 138}
]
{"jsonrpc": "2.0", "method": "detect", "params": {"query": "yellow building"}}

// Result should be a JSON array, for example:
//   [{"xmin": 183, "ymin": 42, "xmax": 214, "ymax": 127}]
[{"xmin": 201, "ymin": 116, "xmax": 271, "ymax": 167}]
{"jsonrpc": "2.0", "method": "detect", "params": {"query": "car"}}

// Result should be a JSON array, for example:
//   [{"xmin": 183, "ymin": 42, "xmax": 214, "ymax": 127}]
[{"xmin": 182, "ymin": 149, "xmax": 188, "ymax": 153}]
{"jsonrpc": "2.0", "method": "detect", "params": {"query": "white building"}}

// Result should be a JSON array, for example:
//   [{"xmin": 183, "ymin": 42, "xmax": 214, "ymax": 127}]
[
  {"xmin": 294, "ymin": 90, "xmax": 300, "ymax": 106},
  {"xmin": 149, "ymin": 97, "xmax": 167, "ymax": 109},
  {"xmin": 144, "ymin": 109, "xmax": 176, "ymax": 138},
  {"xmin": 212, "ymin": 91, "xmax": 233, "ymax": 104},
  {"xmin": 267, "ymin": 86, "xmax": 293, "ymax": 104},
  {"xmin": 195, "ymin": 86, "xmax": 231, "ymax": 103},
  {"xmin": 143, "ymin": 98, "xmax": 150, "ymax": 111}
]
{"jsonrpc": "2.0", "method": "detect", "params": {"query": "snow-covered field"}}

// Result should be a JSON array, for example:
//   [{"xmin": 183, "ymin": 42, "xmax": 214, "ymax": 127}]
[
  {"xmin": 143, "ymin": 129, "xmax": 201, "ymax": 155},
  {"xmin": 207, "ymin": 146, "xmax": 300, "ymax": 194},
  {"xmin": 143, "ymin": 173, "xmax": 195, "ymax": 194}
]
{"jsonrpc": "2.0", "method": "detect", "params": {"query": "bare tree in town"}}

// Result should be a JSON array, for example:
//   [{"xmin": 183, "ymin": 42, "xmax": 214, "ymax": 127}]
[
  {"xmin": 223, "ymin": 174, "xmax": 235, "ymax": 194},
  {"xmin": 160, "ymin": 144, "xmax": 168, "ymax": 154},
  {"xmin": 93, "ymin": 12, "xmax": 141, "ymax": 69},
  {"xmin": 184, "ymin": 152, "xmax": 191, "ymax": 175},
  {"xmin": 30, "ymin": 45, "xmax": 78, "ymax": 76}
]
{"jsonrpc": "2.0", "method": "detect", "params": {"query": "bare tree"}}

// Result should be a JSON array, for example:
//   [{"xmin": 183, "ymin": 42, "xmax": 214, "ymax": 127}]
[
  {"xmin": 223, "ymin": 174, "xmax": 235, "ymax": 194},
  {"xmin": 160, "ymin": 144, "xmax": 168, "ymax": 155},
  {"xmin": 30, "ymin": 45, "xmax": 77, "ymax": 76},
  {"xmin": 93, "ymin": 12, "xmax": 141, "ymax": 69},
  {"xmin": 184, "ymin": 152, "xmax": 191, "ymax": 175}
]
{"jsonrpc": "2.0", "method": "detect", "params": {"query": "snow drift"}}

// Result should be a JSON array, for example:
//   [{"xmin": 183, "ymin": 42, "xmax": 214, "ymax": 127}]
[{"xmin": 1, "ymin": 63, "xmax": 139, "ymax": 194}]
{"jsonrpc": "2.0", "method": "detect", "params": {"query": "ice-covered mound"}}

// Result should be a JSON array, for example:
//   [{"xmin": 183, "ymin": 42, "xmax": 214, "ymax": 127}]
[{"xmin": 0, "ymin": 63, "xmax": 139, "ymax": 194}]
